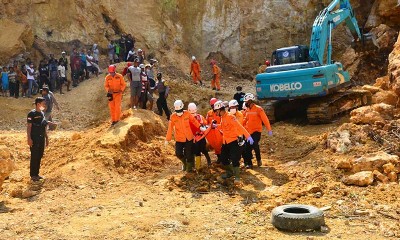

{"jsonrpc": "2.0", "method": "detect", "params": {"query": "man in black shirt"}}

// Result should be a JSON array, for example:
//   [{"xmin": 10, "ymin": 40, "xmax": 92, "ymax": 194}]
[
  {"xmin": 233, "ymin": 86, "xmax": 245, "ymax": 111},
  {"xmin": 27, "ymin": 97, "xmax": 54, "ymax": 181}
]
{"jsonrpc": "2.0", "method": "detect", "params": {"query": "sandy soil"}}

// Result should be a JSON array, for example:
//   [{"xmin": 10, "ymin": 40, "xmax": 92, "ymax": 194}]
[{"xmin": 1, "ymin": 67, "xmax": 399, "ymax": 240}]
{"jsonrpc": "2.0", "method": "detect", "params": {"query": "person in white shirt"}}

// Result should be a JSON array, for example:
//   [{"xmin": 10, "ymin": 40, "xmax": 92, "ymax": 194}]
[
  {"xmin": 86, "ymin": 50, "xmax": 98, "ymax": 77},
  {"xmin": 58, "ymin": 60, "xmax": 68, "ymax": 93},
  {"xmin": 128, "ymin": 59, "xmax": 142, "ymax": 109},
  {"xmin": 26, "ymin": 62, "xmax": 39, "ymax": 98}
]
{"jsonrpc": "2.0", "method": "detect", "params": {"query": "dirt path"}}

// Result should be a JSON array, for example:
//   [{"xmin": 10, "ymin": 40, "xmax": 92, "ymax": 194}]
[{"xmin": 1, "ymin": 69, "xmax": 399, "ymax": 239}]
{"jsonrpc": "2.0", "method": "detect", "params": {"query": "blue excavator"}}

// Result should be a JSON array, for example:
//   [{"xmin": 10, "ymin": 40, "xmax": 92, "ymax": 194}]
[{"xmin": 255, "ymin": 0, "xmax": 373, "ymax": 123}]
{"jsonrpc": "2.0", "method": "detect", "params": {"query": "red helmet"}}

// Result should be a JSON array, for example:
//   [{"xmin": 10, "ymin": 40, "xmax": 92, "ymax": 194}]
[
  {"xmin": 265, "ymin": 60, "xmax": 270, "ymax": 66},
  {"xmin": 108, "ymin": 65, "xmax": 116, "ymax": 73},
  {"xmin": 209, "ymin": 98, "xmax": 218, "ymax": 106}
]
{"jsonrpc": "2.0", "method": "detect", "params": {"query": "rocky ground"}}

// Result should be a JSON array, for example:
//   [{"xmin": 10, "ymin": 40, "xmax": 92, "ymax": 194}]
[{"xmin": 0, "ymin": 61, "xmax": 400, "ymax": 239}]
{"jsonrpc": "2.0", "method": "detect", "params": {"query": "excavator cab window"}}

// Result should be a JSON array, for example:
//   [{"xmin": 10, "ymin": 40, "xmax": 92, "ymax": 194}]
[{"xmin": 272, "ymin": 45, "xmax": 310, "ymax": 66}]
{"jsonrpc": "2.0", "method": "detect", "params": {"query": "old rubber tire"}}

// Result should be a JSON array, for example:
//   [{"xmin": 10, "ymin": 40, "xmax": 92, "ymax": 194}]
[{"xmin": 271, "ymin": 204, "xmax": 325, "ymax": 232}]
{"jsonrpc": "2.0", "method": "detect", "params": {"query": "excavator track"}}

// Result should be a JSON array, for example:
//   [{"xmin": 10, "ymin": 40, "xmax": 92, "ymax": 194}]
[{"xmin": 307, "ymin": 89, "xmax": 372, "ymax": 124}]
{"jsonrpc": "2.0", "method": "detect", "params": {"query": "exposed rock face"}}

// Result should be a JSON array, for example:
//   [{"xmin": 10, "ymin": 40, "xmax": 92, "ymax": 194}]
[
  {"xmin": 0, "ymin": 19, "xmax": 34, "ymax": 63},
  {"xmin": 342, "ymin": 171, "xmax": 374, "ymax": 187},
  {"xmin": 366, "ymin": 0, "xmax": 400, "ymax": 28},
  {"xmin": 0, "ymin": 145, "xmax": 15, "ymax": 191},
  {"xmin": 388, "ymin": 35, "xmax": 400, "ymax": 97}
]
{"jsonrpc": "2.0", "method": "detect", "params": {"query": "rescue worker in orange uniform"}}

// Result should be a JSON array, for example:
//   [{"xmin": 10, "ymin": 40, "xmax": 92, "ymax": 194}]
[
  {"xmin": 228, "ymin": 99, "xmax": 244, "ymax": 125},
  {"xmin": 213, "ymin": 100, "xmax": 253, "ymax": 183},
  {"xmin": 205, "ymin": 97, "xmax": 223, "ymax": 163},
  {"xmin": 190, "ymin": 56, "xmax": 202, "ymax": 85},
  {"xmin": 188, "ymin": 103, "xmax": 212, "ymax": 169},
  {"xmin": 210, "ymin": 60, "xmax": 221, "ymax": 91},
  {"xmin": 104, "ymin": 65, "xmax": 126, "ymax": 126},
  {"xmin": 166, "ymin": 100, "xmax": 204, "ymax": 172},
  {"xmin": 242, "ymin": 93, "xmax": 272, "ymax": 168}
]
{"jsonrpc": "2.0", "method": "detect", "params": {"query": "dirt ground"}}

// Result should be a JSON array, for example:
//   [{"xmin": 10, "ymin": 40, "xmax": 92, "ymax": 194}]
[{"xmin": 1, "ymin": 68, "xmax": 400, "ymax": 240}]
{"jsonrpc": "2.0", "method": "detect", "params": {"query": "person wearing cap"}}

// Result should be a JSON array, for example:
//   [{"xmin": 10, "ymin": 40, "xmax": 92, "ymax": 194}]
[
  {"xmin": 27, "ymin": 97, "xmax": 55, "ymax": 181},
  {"xmin": 41, "ymin": 85, "xmax": 60, "ymax": 130},
  {"xmin": 154, "ymin": 72, "xmax": 170, "ymax": 120},
  {"xmin": 189, "ymin": 56, "xmax": 202, "ymax": 85},
  {"xmin": 210, "ymin": 60, "xmax": 221, "ymax": 91},
  {"xmin": 165, "ymin": 100, "xmax": 204, "ymax": 172},
  {"xmin": 126, "ymin": 47, "xmax": 136, "ymax": 62},
  {"xmin": 137, "ymin": 49, "xmax": 145, "ymax": 64},
  {"xmin": 242, "ymin": 93, "xmax": 272, "ymax": 168},
  {"xmin": 213, "ymin": 100, "xmax": 252, "ymax": 183},
  {"xmin": 104, "ymin": 65, "xmax": 126, "ymax": 125},
  {"xmin": 205, "ymin": 97, "xmax": 223, "ymax": 163},
  {"xmin": 187, "ymin": 102, "xmax": 212, "ymax": 168},
  {"xmin": 59, "ymin": 51, "xmax": 68, "ymax": 71},
  {"xmin": 128, "ymin": 59, "xmax": 141, "ymax": 109},
  {"xmin": 233, "ymin": 86, "xmax": 245, "ymax": 110}
]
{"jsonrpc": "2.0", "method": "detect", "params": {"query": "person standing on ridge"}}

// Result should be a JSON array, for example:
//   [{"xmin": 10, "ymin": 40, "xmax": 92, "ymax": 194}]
[
  {"xmin": 155, "ymin": 72, "xmax": 170, "ymax": 120},
  {"xmin": 242, "ymin": 93, "xmax": 273, "ymax": 168},
  {"xmin": 104, "ymin": 65, "xmax": 126, "ymax": 126},
  {"xmin": 190, "ymin": 56, "xmax": 202, "ymax": 85},
  {"xmin": 210, "ymin": 60, "xmax": 221, "ymax": 91},
  {"xmin": 233, "ymin": 86, "xmax": 245, "ymax": 111}
]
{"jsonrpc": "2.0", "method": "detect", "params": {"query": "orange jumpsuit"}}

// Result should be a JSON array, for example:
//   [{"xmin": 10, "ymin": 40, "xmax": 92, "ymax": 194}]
[
  {"xmin": 220, "ymin": 112, "xmax": 250, "ymax": 145},
  {"xmin": 166, "ymin": 111, "xmax": 201, "ymax": 142},
  {"xmin": 211, "ymin": 64, "xmax": 221, "ymax": 90},
  {"xmin": 205, "ymin": 109, "xmax": 223, "ymax": 155},
  {"xmin": 104, "ymin": 73, "xmax": 126, "ymax": 122},
  {"xmin": 233, "ymin": 111, "xmax": 244, "ymax": 125},
  {"xmin": 190, "ymin": 61, "xmax": 201, "ymax": 84},
  {"xmin": 243, "ymin": 104, "xmax": 272, "ymax": 134}
]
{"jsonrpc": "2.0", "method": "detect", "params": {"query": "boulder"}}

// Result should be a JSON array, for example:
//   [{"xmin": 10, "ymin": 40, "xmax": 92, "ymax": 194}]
[
  {"xmin": 382, "ymin": 163, "xmax": 397, "ymax": 174},
  {"xmin": 337, "ymin": 159, "xmax": 353, "ymax": 170},
  {"xmin": 366, "ymin": 0, "xmax": 400, "ymax": 28},
  {"xmin": 362, "ymin": 85, "xmax": 381, "ymax": 94},
  {"xmin": 387, "ymin": 172, "xmax": 398, "ymax": 182},
  {"xmin": 372, "ymin": 90, "xmax": 399, "ymax": 106},
  {"xmin": 342, "ymin": 171, "xmax": 374, "ymax": 187},
  {"xmin": 0, "ymin": 19, "xmax": 34, "ymax": 63},
  {"xmin": 350, "ymin": 103, "xmax": 395, "ymax": 124},
  {"xmin": 327, "ymin": 130, "xmax": 352, "ymax": 153},
  {"xmin": 373, "ymin": 170, "xmax": 389, "ymax": 183},
  {"xmin": 352, "ymin": 151, "xmax": 399, "ymax": 173},
  {"xmin": 373, "ymin": 76, "xmax": 391, "ymax": 91},
  {"xmin": 369, "ymin": 24, "xmax": 398, "ymax": 50}
]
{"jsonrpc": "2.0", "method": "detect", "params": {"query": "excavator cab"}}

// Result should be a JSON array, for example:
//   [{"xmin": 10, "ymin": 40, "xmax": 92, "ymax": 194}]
[{"xmin": 272, "ymin": 45, "xmax": 310, "ymax": 66}]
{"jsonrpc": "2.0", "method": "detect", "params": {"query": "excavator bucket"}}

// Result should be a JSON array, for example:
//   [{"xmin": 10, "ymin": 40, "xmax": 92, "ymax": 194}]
[{"xmin": 352, "ymin": 30, "xmax": 377, "ymax": 52}]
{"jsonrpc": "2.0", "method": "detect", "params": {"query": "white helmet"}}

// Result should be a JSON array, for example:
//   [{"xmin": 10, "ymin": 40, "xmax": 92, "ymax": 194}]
[
  {"xmin": 174, "ymin": 100, "xmax": 184, "ymax": 111},
  {"xmin": 223, "ymin": 101, "xmax": 229, "ymax": 108},
  {"xmin": 138, "ymin": 49, "xmax": 143, "ymax": 52},
  {"xmin": 242, "ymin": 102, "xmax": 247, "ymax": 110},
  {"xmin": 139, "ymin": 64, "xmax": 145, "ymax": 68},
  {"xmin": 188, "ymin": 102, "xmax": 197, "ymax": 114},
  {"xmin": 192, "ymin": 56, "xmax": 196, "ymax": 61},
  {"xmin": 243, "ymin": 93, "xmax": 255, "ymax": 102},
  {"xmin": 213, "ymin": 100, "xmax": 224, "ymax": 110},
  {"xmin": 229, "ymin": 99, "xmax": 239, "ymax": 108}
]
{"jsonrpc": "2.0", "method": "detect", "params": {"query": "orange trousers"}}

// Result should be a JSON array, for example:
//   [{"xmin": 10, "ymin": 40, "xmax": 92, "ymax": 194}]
[
  {"xmin": 108, "ymin": 93, "xmax": 122, "ymax": 122},
  {"xmin": 192, "ymin": 72, "xmax": 201, "ymax": 84},
  {"xmin": 205, "ymin": 128, "xmax": 223, "ymax": 154},
  {"xmin": 211, "ymin": 77, "xmax": 220, "ymax": 90}
]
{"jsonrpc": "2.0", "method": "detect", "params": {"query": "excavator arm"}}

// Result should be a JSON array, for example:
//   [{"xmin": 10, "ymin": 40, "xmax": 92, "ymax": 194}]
[{"xmin": 309, "ymin": 0, "xmax": 362, "ymax": 65}]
